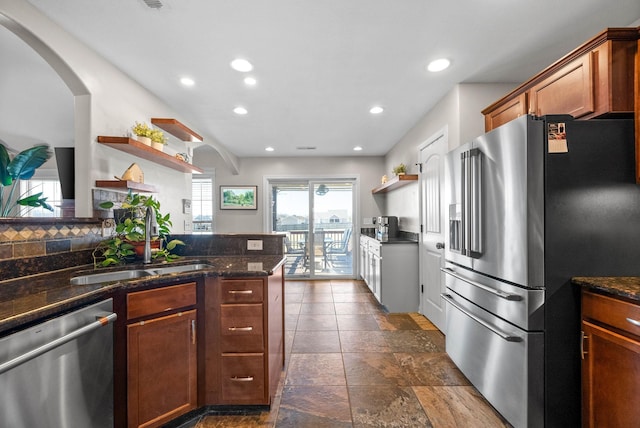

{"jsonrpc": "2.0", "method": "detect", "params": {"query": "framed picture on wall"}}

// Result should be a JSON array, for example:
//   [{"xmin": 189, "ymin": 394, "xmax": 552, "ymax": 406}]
[{"xmin": 220, "ymin": 185, "xmax": 258, "ymax": 210}]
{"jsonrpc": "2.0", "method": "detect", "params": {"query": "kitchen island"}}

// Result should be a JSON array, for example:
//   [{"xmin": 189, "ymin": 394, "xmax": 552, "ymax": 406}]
[{"xmin": 0, "ymin": 232, "xmax": 286, "ymax": 428}]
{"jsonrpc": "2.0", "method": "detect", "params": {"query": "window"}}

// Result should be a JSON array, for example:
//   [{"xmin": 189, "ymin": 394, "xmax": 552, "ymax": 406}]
[
  {"xmin": 19, "ymin": 179, "xmax": 63, "ymax": 217},
  {"xmin": 192, "ymin": 176, "xmax": 214, "ymax": 233}
]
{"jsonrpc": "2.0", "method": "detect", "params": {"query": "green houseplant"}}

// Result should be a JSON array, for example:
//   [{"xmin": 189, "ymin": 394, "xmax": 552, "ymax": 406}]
[
  {"xmin": 0, "ymin": 143, "xmax": 53, "ymax": 217},
  {"xmin": 131, "ymin": 122, "xmax": 153, "ymax": 145},
  {"xmin": 392, "ymin": 163, "xmax": 406, "ymax": 176},
  {"xmin": 96, "ymin": 191, "xmax": 184, "ymax": 266},
  {"xmin": 149, "ymin": 129, "xmax": 168, "ymax": 151}
]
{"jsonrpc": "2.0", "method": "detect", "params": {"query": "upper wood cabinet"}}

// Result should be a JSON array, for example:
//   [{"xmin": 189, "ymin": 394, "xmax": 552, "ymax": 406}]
[{"xmin": 482, "ymin": 28, "xmax": 638, "ymax": 132}]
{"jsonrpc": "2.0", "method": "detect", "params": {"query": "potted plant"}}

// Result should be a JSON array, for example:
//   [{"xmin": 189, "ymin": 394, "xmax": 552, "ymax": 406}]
[
  {"xmin": 392, "ymin": 163, "xmax": 406, "ymax": 176},
  {"xmin": 0, "ymin": 143, "xmax": 54, "ymax": 217},
  {"xmin": 149, "ymin": 129, "xmax": 168, "ymax": 151},
  {"xmin": 96, "ymin": 191, "xmax": 184, "ymax": 266},
  {"xmin": 131, "ymin": 122, "xmax": 153, "ymax": 146}
]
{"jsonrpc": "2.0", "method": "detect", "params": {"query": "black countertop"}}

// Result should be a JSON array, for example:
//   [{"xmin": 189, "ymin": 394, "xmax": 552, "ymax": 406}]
[
  {"xmin": 572, "ymin": 276, "xmax": 640, "ymax": 303},
  {"xmin": 0, "ymin": 255, "xmax": 285, "ymax": 336}
]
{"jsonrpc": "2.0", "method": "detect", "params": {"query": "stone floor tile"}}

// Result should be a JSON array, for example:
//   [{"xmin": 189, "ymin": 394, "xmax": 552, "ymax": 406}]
[
  {"xmin": 343, "ymin": 353, "xmax": 411, "ymax": 386},
  {"xmin": 285, "ymin": 353, "xmax": 346, "ymax": 386},
  {"xmin": 299, "ymin": 302, "xmax": 336, "ymax": 315},
  {"xmin": 276, "ymin": 385, "xmax": 352, "ymax": 427},
  {"xmin": 302, "ymin": 292, "xmax": 334, "ymax": 303},
  {"xmin": 413, "ymin": 385, "xmax": 511, "ymax": 428},
  {"xmin": 339, "ymin": 330, "xmax": 391, "ymax": 353},
  {"xmin": 374, "ymin": 313, "xmax": 422, "ymax": 330},
  {"xmin": 332, "ymin": 293, "xmax": 376, "ymax": 303},
  {"xmin": 295, "ymin": 314, "xmax": 338, "ymax": 331},
  {"xmin": 292, "ymin": 330, "xmax": 341, "ymax": 353},
  {"xmin": 349, "ymin": 385, "xmax": 431, "ymax": 427},
  {"xmin": 336, "ymin": 314, "xmax": 380, "ymax": 331},
  {"xmin": 383, "ymin": 330, "xmax": 445, "ymax": 353},
  {"xmin": 394, "ymin": 353, "xmax": 471, "ymax": 386}
]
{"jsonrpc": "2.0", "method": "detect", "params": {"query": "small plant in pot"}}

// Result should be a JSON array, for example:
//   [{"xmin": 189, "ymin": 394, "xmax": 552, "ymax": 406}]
[
  {"xmin": 95, "ymin": 191, "xmax": 184, "ymax": 267},
  {"xmin": 131, "ymin": 122, "xmax": 153, "ymax": 146},
  {"xmin": 392, "ymin": 163, "xmax": 406, "ymax": 176},
  {"xmin": 149, "ymin": 129, "xmax": 168, "ymax": 151}
]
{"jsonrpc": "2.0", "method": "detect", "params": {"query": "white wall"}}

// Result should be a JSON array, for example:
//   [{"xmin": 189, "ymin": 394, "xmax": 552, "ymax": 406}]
[
  {"xmin": 0, "ymin": 0, "xmax": 238, "ymax": 228},
  {"xmin": 382, "ymin": 83, "xmax": 517, "ymax": 233},
  {"xmin": 194, "ymin": 147, "xmax": 385, "ymax": 233}
]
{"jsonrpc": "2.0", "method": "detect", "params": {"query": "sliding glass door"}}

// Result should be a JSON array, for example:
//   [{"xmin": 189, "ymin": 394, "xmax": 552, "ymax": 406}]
[{"xmin": 270, "ymin": 179, "xmax": 355, "ymax": 278}]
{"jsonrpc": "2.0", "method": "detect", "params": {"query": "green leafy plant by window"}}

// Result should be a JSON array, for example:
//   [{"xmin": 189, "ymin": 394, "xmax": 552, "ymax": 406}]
[{"xmin": 0, "ymin": 144, "xmax": 53, "ymax": 217}]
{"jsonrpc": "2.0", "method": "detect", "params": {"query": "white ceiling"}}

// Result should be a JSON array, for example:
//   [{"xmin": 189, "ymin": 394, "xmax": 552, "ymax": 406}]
[{"xmin": 2, "ymin": 0, "xmax": 640, "ymax": 158}]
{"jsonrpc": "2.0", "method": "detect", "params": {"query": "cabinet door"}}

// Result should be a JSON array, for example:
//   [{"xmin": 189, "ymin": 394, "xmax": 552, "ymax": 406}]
[
  {"xmin": 530, "ymin": 54, "xmax": 594, "ymax": 118},
  {"xmin": 582, "ymin": 320, "xmax": 640, "ymax": 428},
  {"xmin": 484, "ymin": 93, "xmax": 527, "ymax": 132},
  {"xmin": 128, "ymin": 310, "xmax": 197, "ymax": 428}
]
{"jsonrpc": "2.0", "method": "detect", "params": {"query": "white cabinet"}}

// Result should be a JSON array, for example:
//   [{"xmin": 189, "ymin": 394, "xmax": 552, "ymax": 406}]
[{"xmin": 359, "ymin": 235, "xmax": 418, "ymax": 313}]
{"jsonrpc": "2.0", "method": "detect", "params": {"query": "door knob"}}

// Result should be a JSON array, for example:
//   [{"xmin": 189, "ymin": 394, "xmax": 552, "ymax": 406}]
[{"xmin": 436, "ymin": 242, "xmax": 445, "ymax": 249}]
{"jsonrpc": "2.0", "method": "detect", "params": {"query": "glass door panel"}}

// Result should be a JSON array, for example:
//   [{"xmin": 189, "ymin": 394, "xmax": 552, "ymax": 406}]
[
  {"xmin": 311, "ymin": 181, "xmax": 353, "ymax": 277},
  {"xmin": 270, "ymin": 179, "xmax": 355, "ymax": 278}
]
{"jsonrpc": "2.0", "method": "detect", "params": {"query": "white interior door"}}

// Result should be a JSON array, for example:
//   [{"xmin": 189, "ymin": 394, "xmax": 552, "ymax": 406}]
[{"xmin": 418, "ymin": 127, "xmax": 448, "ymax": 332}]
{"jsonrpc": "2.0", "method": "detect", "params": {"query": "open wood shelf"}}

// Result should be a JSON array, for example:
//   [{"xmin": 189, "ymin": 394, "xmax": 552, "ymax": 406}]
[
  {"xmin": 97, "ymin": 136, "xmax": 203, "ymax": 174},
  {"xmin": 95, "ymin": 180, "xmax": 157, "ymax": 193},
  {"xmin": 371, "ymin": 174, "xmax": 418, "ymax": 194},
  {"xmin": 151, "ymin": 118, "xmax": 203, "ymax": 142}
]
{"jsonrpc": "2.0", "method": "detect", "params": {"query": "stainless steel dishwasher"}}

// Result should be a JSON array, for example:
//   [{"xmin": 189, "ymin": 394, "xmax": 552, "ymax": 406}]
[{"xmin": 0, "ymin": 298, "xmax": 116, "ymax": 428}]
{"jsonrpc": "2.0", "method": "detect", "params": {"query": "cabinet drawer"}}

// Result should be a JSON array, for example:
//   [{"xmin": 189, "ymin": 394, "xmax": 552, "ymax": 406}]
[
  {"xmin": 582, "ymin": 291, "xmax": 640, "ymax": 337},
  {"xmin": 220, "ymin": 304, "xmax": 264, "ymax": 352},
  {"xmin": 127, "ymin": 282, "xmax": 196, "ymax": 320},
  {"xmin": 369, "ymin": 241, "xmax": 381, "ymax": 257},
  {"xmin": 220, "ymin": 279, "xmax": 264, "ymax": 303},
  {"xmin": 220, "ymin": 354, "xmax": 266, "ymax": 403}
]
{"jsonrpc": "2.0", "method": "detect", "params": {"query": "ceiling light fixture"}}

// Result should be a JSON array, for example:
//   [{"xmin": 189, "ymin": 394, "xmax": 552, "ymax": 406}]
[
  {"xmin": 180, "ymin": 77, "xmax": 195, "ymax": 87},
  {"xmin": 233, "ymin": 106, "xmax": 248, "ymax": 115},
  {"xmin": 353, "ymin": 146, "xmax": 363, "ymax": 151},
  {"xmin": 427, "ymin": 58, "xmax": 450, "ymax": 72},
  {"xmin": 244, "ymin": 76, "xmax": 257, "ymax": 86},
  {"xmin": 230, "ymin": 58, "xmax": 253, "ymax": 72},
  {"xmin": 369, "ymin": 106, "xmax": 384, "ymax": 114},
  {"xmin": 265, "ymin": 146, "xmax": 274, "ymax": 152}
]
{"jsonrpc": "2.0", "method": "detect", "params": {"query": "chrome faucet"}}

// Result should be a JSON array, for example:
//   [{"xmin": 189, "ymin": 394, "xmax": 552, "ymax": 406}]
[{"xmin": 143, "ymin": 206, "xmax": 154, "ymax": 264}]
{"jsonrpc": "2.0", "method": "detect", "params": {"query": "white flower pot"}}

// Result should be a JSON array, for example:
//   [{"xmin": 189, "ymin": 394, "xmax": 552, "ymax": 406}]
[
  {"xmin": 151, "ymin": 142, "xmax": 165, "ymax": 152},
  {"xmin": 136, "ymin": 136, "xmax": 151, "ymax": 146}
]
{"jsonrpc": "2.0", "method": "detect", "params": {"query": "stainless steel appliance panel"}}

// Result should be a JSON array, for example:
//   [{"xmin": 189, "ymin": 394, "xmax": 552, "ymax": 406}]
[
  {"xmin": 443, "ymin": 263, "xmax": 544, "ymax": 331},
  {"xmin": 443, "ymin": 291, "xmax": 544, "ymax": 428},
  {"xmin": 0, "ymin": 299, "xmax": 115, "ymax": 428}
]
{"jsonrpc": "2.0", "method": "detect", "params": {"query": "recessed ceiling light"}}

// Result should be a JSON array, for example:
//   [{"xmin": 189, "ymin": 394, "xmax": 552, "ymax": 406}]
[
  {"xmin": 230, "ymin": 58, "xmax": 253, "ymax": 72},
  {"xmin": 233, "ymin": 106, "xmax": 248, "ymax": 115},
  {"xmin": 180, "ymin": 77, "xmax": 195, "ymax": 87},
  {"xmin": 427, "ymin": 58, "xmax": 450, "ymax": 72},
  {"xmin": 244, "ymin": 76, "xmax": 257, "ymax": 86},
  {"xmin": 265, "ymin": 146, "xmax": 275, "ymax": 152},
  {"xmin": 353, "ymin": 146, "xmax": 363, "ymax": 151},
  {"xmin": 369, "ymin": 106, "xmax": 384, "ymax": 114}
]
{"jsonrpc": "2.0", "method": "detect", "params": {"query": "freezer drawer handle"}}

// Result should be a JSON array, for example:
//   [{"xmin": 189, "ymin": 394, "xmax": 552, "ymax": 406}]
[
  {"xmin": 0, "ymin": 311, "xmax": 117, "ymax": 375},
  {"xmin": 442, "ymin": 293, "xmax": 522, "ymax": 342},
  {"xmin": 441, "ymin": 268, "xmax": 523, "ymax": 301},
  {"xmin": 626, "ymin": 317, "xmax": 640, "ymax": 327}
]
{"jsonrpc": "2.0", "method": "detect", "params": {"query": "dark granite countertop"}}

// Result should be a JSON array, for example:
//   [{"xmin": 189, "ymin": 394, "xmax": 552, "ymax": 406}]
[
  {"xmin": 0, "ymin": 255, "xmax": 285, "ymax": 336},
  {"xmin": 572, "ymin": 277, "xmax": 640, "ymax": 303},
  {"xmin": 359, "ymin": 233, "xmax": 418, "ymax": 244}
]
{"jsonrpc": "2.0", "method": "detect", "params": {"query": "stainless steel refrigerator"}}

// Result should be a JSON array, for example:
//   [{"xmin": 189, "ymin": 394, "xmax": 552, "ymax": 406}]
[{"xmin": 443, "ymin": 114, "xmax": 640, "ymax": 428}]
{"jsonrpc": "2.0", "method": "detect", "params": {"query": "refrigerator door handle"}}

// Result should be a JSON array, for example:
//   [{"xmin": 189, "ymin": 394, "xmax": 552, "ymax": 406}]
[
  {"xmin": 460, "ymin": 151, "xmax": 469, "ymax": 256},
  {"xmin": 468, "ymin": 148, "xmax": 482, "ymax": 258}
]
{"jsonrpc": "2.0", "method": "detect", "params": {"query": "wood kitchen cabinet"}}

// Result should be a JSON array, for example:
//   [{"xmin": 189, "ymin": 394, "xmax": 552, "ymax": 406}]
[
  {"xmin": 126, "ymin": 282, "xmax": 198, "ymax": 428},
  {"xmin": 205, "ymin": 266, "xmax": 284, "ymax": 405},
  {"xmin": 483, "ymin": 28, "xmax": 638, "ymax": 132},
  {"xmin": 581, "ymin": 290, "xmax": 640, "ymax": 428}
]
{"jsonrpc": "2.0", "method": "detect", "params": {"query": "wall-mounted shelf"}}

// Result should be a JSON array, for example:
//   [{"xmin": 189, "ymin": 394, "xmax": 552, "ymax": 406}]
[
  {"xmin": 97, "ymin": 136, "xmax": 203, "ymax": 174},
  {"xmin": 151, "ymin": 118, "xmax": 203, "ymax": 142},
  {"xmin": 95, "ymin": 180, "xmax": 157, "ymax": 193},
  {"xmin": 372, "ymin": 174, "xmax": 418, "ymax": 194}
]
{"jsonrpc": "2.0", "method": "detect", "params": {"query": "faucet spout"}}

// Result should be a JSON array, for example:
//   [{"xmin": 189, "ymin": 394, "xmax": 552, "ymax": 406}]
[{"xmin": 143, "ymin": 206, "xmax": 154, "ymax": 264}]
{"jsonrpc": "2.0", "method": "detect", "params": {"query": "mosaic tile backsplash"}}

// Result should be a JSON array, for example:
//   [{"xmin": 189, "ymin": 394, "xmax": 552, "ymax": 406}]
[{"xmin": 0, "ymin": 218, "xmax": 104, "ymax": 280}]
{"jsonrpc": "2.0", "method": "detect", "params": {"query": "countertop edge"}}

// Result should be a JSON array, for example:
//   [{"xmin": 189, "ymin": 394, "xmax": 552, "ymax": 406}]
[{"xmin": 572, "ymin": 276, "xmax": 640, "ymax": 303}]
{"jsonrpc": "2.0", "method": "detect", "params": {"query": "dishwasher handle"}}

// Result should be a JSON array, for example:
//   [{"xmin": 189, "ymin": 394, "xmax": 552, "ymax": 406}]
[{"xmin": 0, "ymin": 311, "xmax": 117, "ymax": 375}]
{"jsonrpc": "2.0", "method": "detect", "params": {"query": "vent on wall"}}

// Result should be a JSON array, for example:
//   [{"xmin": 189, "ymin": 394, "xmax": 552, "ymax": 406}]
[
  {"xmin": 142, "ymin": 0, "xmax": 163, "ymax": 9},
  {"xmin": 296, "ymin": 146, "xmax": 317, "ymax": 151}
]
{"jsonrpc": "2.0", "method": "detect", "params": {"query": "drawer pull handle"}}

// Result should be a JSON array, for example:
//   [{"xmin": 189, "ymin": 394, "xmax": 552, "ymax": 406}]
[
  {"xmin": 228, "ymin": 326, "xmax": 253, "ymax": 331},
  {"xmin": 626, "ymin": 317, "xmax": 640, "ymax": 327},
  {"xmin": 229, "ymin": 290, "xmax": 253, "ymax": 294},
  {"xmin": 230, "ymin": 376, "xmax": 254, "ymax": 382}
]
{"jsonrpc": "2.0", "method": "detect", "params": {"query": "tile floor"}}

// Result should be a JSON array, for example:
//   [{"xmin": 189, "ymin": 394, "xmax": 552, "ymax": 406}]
[{"xmin": 194, "ymin": 279, "xmax": 512, "ymax": 427}]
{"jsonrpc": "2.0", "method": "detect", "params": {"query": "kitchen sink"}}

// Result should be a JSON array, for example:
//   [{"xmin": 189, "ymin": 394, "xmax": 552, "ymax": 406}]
[
  {"xmin": 70, "ymin": 263, "xmax": 212, "ymax": 286},
  {"xmin": 70, "ymin": 269, "xmax": 155, "ymax": 285}
]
